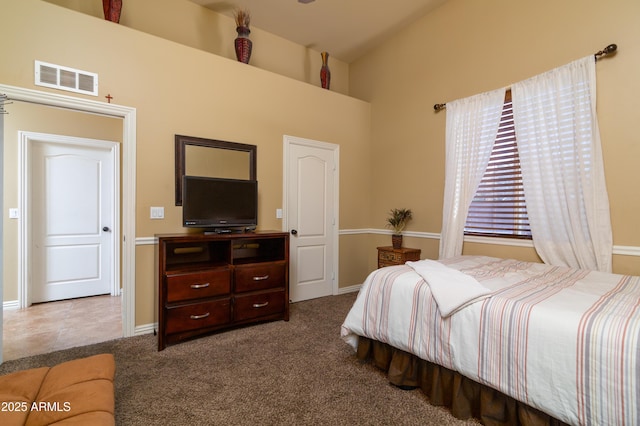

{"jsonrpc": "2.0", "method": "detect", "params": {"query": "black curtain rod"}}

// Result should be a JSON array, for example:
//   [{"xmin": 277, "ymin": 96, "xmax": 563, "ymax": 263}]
[{"xmin": 433, "ymin": 43, "xmax": 618, "ymax": 112}]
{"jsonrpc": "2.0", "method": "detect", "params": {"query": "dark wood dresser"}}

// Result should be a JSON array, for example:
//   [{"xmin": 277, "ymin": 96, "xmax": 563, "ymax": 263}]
[
  {"xmin": 156, "ymin": 231, "xmax": 289, "ymax": 350},
  {"xmin": 377, "ymin": 246, "xmax": 421, "ymax": 268}
]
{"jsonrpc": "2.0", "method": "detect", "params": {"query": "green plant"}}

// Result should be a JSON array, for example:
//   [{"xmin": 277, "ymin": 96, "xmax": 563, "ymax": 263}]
[{"xmin": 386, "ymin": 208, "xmax": 412, "ymax": 234}]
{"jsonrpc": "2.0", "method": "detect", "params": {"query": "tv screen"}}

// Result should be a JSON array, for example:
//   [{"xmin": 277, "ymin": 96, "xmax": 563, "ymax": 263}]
[{"xmin": 183, "ymin": 176, "xmax": 257, "ymax": 229}]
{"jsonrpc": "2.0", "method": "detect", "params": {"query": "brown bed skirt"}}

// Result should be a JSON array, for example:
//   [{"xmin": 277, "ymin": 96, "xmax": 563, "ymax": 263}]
[{"xmin": 356, "ymin": 337, "xmax": 569, "ymax": 426}]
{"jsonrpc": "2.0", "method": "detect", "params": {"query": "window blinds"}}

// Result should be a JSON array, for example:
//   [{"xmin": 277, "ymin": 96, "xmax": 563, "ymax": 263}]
[{"xmin": 464, "ymin": 94, "xmax": 532, "ymax": 238}]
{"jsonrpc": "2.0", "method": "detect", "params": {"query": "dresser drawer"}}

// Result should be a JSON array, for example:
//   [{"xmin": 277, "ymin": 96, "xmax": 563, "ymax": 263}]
[
  {"xmin": 379, "ymin": 251, "xmax": 403, "ymax": 263},
  {"xmin": 165, "ymin": 268, "xmax": 231, "ymax": 303},
  {"xmin": 377, "ymin": 247, "xmax": 421, "ymax": 268},
  {"xmin": 234, "ymin": 290, "xmax": 285, "ymax": 322},
  {"xmin": 234, "ymin": 261, "xmax": 286, "ymax": 293},
  {"xmin": 165, "ymin": 299, "xmax": 231, "ymax": 334}
]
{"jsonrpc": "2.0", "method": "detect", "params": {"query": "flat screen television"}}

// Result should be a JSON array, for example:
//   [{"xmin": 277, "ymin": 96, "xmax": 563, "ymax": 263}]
[{"xmin": 183, "ymin": 176, "xmax": 258, "ymax": 230}]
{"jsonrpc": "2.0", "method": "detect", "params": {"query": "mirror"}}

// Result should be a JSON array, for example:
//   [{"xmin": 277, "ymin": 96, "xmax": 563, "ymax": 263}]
[{"xmin": 175, "ymin": 135, "xmax": 256, "ymax": 205}]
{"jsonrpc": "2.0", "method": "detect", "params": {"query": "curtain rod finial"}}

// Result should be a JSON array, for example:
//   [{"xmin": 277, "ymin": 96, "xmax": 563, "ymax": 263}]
[
  {"xmin": 434, "ymin": 103, "xmax": 446, "ymax": 112},
  {"xmin": 595, "ymin": 43, "xmax": 617, "ymax": 59}
]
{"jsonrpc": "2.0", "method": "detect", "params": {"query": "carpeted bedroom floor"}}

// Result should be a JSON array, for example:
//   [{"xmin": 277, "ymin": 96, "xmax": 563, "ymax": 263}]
[{"xmin": 0, "ymin": 292, "xmax": 481, "ymax": 425}]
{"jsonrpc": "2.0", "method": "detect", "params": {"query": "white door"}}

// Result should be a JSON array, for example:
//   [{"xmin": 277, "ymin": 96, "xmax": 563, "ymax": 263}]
[
  {"xmin": 284, "ymin": 136, "xmax": 339, "ymax": 302},
  {"xmin": 28, "ymin": 133, "xmax": 118, "ymax": 303}
]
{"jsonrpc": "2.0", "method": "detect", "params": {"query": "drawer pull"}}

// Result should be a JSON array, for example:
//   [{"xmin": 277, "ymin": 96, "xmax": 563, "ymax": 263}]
[
  {"xmin": 174, "ymin": 246, "xmax": 204, "ymax": 255},
  {"xmin": 190, "ymin": 282, "xmax": 210, "ymax": 289},
  {"xmin": 253, "ymin": 275, "xmax": 270, "ymax": 281},
  {"xmin": 252, "ymin": 301, "xmax": 269, "ymax": 308},
  {"xmin": 190, "ymin": 312, "xmax": 210, "ymax": 320}
]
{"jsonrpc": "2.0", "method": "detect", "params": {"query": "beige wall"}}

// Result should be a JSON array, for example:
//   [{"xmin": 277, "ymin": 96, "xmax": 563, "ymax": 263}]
[
  {"xmin": 3, "ymin": 0, "xmax": 640, "ymax": 329},
  {"xmin": 43, "ymin": 0, "xmax": 350, "ymax": 96},
  {"xmin": 351, "ymin": 0, "xmax": 640, "ymax": 275},
  {"xmin": 1, "ymin": 0, "xmax": 371, "ymax": 326}
]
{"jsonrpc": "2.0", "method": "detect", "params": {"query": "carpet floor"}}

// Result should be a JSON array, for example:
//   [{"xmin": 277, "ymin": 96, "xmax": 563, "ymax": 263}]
[{"xmin": 0, "ymin": 292, "xmax": 480, "ymax": 425}]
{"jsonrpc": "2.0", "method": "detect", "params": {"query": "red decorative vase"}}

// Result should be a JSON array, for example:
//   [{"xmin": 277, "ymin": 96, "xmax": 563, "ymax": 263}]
[
  {"xmin": 235, "ymin": 26, "xmax": 253, "ymax": 64},
  {"xmin": 320, "ymin": 51, "xmax": 331, "ymax": 89},
  {"xmin": 102, "ymin": 0, "xmax": 122, "ymax": 23}
]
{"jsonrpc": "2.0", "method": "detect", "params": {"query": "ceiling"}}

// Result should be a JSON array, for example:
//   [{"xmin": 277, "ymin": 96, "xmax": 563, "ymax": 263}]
[{"xmin": 188, "ymin": 0, "xmax": 448, "ymax": 63}]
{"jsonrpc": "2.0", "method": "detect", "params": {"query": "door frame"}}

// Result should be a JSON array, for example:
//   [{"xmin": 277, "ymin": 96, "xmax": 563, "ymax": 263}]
[
  {"xmin": 0, "ymin": 83, "xmax": 137, "ymax": 338},
  {"xmin": 282, "ymin": 135, "xmax": 340, "ymax": 298},
  {"xmin": 20, "ymin": 131, "xmax": 120, "ymax": 306}
]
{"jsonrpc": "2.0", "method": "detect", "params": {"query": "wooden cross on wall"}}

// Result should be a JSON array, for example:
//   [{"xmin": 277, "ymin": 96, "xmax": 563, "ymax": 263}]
[{"xmin": 105, "ymin": 94, "xmax": 113, "ymax": 103}]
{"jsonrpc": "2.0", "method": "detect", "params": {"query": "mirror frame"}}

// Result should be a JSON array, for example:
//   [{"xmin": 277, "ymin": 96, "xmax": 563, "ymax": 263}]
[{"xmin": 175, "ymin": 134, "xmax": 257, "ymax": 206}]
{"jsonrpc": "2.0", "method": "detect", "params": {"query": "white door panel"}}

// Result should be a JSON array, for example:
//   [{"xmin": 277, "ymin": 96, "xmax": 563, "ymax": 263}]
[
  {"xmin": 285, "ymin": 136, "xmax": 338, "ymax": 302},
  {"xmin": 46, "ymin": 155, "xmax": 100, "ymax": 235},
  {"xmin": 297, "ymin": 245, "xmax": 326, "ymax": 283},
  {"xmin": 46, "ymin": 244, "xmax": 100, "ymax": 282},
  {"xmin": 298, "ymin": 156, "xmax": 326, "ymax": 236},
  {"xmin": 28, "ymin": 134, "xmax": 117, "ymax": 303}
]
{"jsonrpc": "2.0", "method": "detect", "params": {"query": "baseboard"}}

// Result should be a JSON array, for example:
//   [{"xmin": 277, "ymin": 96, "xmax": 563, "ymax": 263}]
[
  {"xmin": 337, "ymin": 284, "xmax": 361, "ymax": 294},
  {"xmin": 134, "ymin": 323, "xmax": 157, "ymax": 336},
  {"xmin": 2, "ymin": 300, "xmax": 19, "ymax": 310}
]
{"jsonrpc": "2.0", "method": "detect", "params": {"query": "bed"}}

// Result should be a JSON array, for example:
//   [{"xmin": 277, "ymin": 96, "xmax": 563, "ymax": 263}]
[{"xmin": 341, "ymin": 256, "xmax": 640, "ymax": 426}]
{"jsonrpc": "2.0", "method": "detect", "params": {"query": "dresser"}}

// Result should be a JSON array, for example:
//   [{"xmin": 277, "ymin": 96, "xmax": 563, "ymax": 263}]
[
  {"xmin": 156, "ymin": 231, "xmax": 289, "ymax": 350},
  {"xmin": 377, "ymin": 246, "xmax": 421, "ymax": 268}
]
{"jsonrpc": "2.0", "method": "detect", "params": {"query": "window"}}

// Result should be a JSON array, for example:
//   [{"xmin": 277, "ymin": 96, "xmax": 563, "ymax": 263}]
[{"xmin": 464, "ymin": 91, "xmax": 532, "ymax": 239}]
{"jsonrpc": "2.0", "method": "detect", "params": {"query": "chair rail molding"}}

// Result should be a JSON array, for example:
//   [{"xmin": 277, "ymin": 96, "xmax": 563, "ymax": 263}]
[{"xmin": 336, "ymin": 229, "xmax": 640, "ymax": 257}]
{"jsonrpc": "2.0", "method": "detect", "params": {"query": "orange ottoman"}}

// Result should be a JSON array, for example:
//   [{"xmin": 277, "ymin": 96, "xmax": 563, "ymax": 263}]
[{"xmin": 0, "ymin": 354, "xmax": 115, "ymax": 426}]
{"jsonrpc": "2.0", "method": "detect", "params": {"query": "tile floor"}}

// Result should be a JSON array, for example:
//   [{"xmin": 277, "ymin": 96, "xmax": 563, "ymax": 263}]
[{"xmin": 2, "ymin": 295, "xmax": 122, "ymax": 361}]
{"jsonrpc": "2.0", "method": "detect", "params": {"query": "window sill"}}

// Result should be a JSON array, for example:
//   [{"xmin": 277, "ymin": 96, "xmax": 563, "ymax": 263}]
[{"xmin": 463, "ymin": 234, "xmax": 534, "ymax": 248}]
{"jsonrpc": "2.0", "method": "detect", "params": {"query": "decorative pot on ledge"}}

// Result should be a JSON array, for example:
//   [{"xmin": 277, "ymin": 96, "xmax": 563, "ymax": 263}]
[
  {"xmin": 103, "ymin": 0, "xmax": 122, "ymax": 23},
  {"xmin": 235, "ymin": 26, "xmax": 253, "ymax": 64},
  {"xmin": 320, "ymin": 51, "xmax": 331, "ymax": 89},
  {"xmin": 233, "ymin": 9, "xmax": 252, "ymax": 64},
  {"xmin": 392, "ymin": 234, "xmax": 403, "ymax": 249}
]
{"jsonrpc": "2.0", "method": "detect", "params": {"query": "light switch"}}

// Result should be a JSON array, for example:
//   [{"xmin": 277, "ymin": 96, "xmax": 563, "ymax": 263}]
[
  {"xmin": 9, "ymin": 208, "xmax": 19, "ymax": 219},
  {"xmin": 276, "ymin": 208, "xmax": 283, "ymax": 219},
  {"xmin": 150, "ymin": 207, "xmax": 164, "ymax": 219}
]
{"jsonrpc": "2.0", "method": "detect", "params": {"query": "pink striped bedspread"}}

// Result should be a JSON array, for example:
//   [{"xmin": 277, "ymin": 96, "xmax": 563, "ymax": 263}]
[{"xmin": 340, "ymin": 255, "xmax": 640, "ymax": 425}]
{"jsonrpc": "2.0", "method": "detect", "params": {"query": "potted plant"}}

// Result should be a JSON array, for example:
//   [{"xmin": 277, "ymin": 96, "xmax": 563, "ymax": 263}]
[{"xmin": 386, "ymin": 208, "xmax": 412, "ymax": 249}]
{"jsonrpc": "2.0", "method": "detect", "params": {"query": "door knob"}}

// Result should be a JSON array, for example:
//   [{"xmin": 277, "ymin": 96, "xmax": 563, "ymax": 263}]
[
  {"xmin": 103, "ymin": 226, "xmax": 111, "ymax": 232},
  {"xmin": 291, "ymin": 229, "xmax": 298, "ymax": 235}
]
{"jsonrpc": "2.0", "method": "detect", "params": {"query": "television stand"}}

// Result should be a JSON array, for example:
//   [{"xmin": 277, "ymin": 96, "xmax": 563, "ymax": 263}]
[{"xmin": 156, "ymin": 231, "xmax": 289, "ymax": 350}]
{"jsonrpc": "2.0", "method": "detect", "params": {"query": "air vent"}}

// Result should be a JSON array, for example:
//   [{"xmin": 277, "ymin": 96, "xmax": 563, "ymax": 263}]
[{"xmin": 34, "ymin": 61, "xmax": 98, "ymax": 96}]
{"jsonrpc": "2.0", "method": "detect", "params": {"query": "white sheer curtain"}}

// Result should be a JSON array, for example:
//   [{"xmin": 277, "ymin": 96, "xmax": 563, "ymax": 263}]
[
  {"xmin": 511, "ymin": 56, "xmax": 612, "ymax": 271},
  {"xmin": 439, "ymin": 88, "xmax": 506, "ymax": 259}
]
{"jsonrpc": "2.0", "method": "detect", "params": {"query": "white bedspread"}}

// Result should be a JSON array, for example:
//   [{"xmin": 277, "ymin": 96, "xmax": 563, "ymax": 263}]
[
  {"xmin": 341, "ymin": 256, "xmax": 640, "ymax": 426},
  {"xmin": 406, "ymin": 259, "xmax": 490, "ymax": 316}
]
